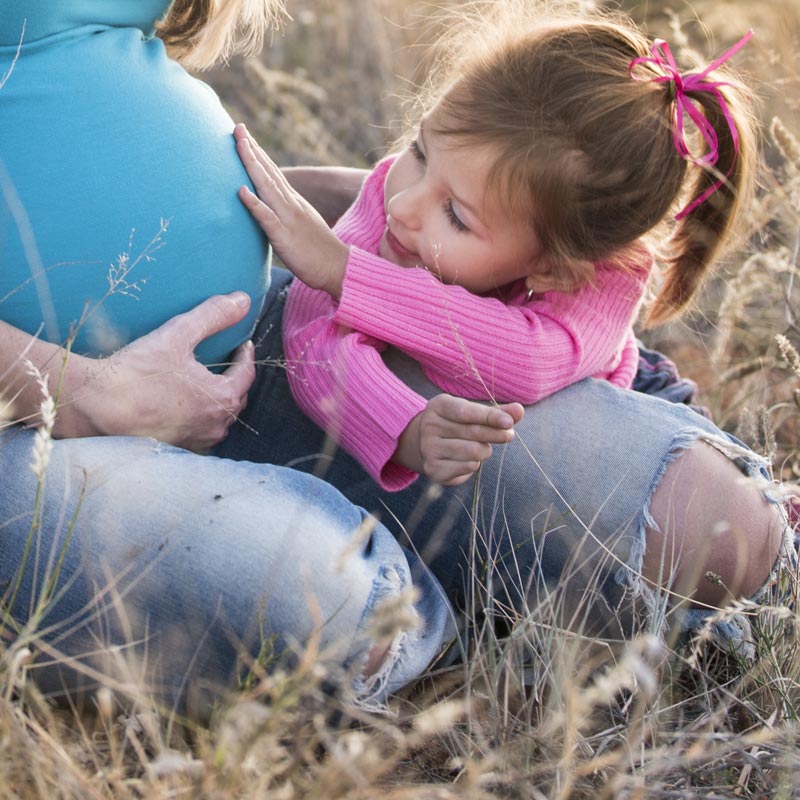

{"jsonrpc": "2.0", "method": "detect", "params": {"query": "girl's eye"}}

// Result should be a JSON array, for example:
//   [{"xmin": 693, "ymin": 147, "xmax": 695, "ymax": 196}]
[
  {"xmin": 444, "ymin": 202, "xmax": 469, "ymax": 232},
  {"xmin": 409, "ymin": 139, "xmax": 426, "ymax": 163}
]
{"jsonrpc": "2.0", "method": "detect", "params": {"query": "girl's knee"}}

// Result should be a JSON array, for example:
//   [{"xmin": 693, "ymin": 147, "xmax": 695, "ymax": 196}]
[{"xmin": 642, "ymin": 441, "xmax": 784, "ymax": 607}]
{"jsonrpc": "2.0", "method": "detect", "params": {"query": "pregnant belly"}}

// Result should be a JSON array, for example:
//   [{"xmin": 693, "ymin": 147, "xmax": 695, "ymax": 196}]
[{"xmin": 0, "ymin": 26, "xmax": 270, "ymax": 366}]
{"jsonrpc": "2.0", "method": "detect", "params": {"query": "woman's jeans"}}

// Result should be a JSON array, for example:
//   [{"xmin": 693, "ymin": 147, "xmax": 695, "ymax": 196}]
[{"xmin": 0, "ymin": 427, "xmax": 454, "ymax": 715}]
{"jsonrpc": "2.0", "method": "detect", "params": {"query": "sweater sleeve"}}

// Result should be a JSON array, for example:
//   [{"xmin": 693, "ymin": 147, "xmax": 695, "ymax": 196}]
[
  {"xmin": 283, "ymin": 280, "xmax": 427, "ymax": 491},
  {"xmin": 335, "ymin": 250, "xmax": 650, "ymax": 404},
  {"xmin": 606, "ymin": 330, "xmax": 640, "ymax": 389}
]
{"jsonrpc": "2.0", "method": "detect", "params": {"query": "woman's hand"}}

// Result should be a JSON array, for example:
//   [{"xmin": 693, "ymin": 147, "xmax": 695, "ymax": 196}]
[
  {"xmin": 235, "ymin": 124, "xmax": 350, "ymax": 300},
  {"xmin": 57, "ymin": 293, "xmax": 256, "ymax": 451},
  {"xmin": 395, "ymin": 394, "xmax": 525, "ymax": 486}
]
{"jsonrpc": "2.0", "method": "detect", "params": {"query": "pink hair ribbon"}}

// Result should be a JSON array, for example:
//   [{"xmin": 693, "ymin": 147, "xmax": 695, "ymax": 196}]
[{"xmin": 629, "ymin": 30, "xmax": 753, "ymax": 219}]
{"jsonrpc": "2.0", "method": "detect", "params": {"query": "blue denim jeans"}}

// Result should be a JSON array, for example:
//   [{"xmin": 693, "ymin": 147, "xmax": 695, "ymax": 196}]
[
  {"xmin": 0, "ymin": 426, "xmax": 454, "ymax": 714},
  {"xmin": 217, "ymin": 269, "xmax": 791, "ymax": 648}
]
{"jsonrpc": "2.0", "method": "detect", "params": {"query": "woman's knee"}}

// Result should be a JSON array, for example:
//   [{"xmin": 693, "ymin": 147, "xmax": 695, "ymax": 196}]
[{"xmin": 642, "ymin": 441, "xmax": 785, "ymax": 607}]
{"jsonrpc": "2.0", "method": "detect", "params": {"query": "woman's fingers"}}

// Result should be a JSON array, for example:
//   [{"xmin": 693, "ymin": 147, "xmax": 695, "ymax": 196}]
[
  {"xmin": 85, "ymin": 293, "xmax": 259, "ymax": 451},
  {"xmin": 223, "ymin": 339, "xmax": 256, "ymax": 405}
]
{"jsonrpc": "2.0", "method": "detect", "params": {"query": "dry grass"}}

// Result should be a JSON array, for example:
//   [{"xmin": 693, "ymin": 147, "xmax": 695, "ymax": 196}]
[{"xmin": 3, "ymin": 0, "xmax": 800, "ymax": 797}]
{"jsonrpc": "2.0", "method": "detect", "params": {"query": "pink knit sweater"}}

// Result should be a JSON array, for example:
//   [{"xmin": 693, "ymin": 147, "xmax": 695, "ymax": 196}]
[{"xmin": 284, "ymin": 158, "xmax": 650, "ymax": 490}]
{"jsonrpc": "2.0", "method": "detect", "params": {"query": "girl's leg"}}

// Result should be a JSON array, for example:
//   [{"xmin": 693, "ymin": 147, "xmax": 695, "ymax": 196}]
[{"xmin": 0, "ymin": 426, "xmax": 453, "ymax": 715}]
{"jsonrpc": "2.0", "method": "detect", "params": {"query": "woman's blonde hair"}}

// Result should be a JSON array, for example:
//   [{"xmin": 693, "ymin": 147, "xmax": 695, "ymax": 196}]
[
  {"xmin": 414, "ymin": 1, "xmax": 758, "ymax": 325},
  {"xmin": 156, "ymin": 0, "xmax": 285, "ymax": 70}
]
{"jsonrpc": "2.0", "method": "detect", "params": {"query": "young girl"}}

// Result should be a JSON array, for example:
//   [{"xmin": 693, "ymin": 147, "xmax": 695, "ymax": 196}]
[{"xmin": 236, "ymin": 9, "xmax": 756, "ymax": 492}]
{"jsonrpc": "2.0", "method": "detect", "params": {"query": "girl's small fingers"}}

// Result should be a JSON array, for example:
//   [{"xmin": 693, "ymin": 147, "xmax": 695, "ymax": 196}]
[
  {"xmin": 498, "ymin": 402, "xmax": 525, "ymax": 424},
  {"xmin": 436, "ymin": 420, "xmax": 514, "ymax": 444},
  {"xmin": 483, "ymin": 405, "xmax": 518, "ymax": 429},
  {"xmin": 236, "ymin": 133, "xmax": 259, "ymax": 166},
  {"xmin": 237, "ymin": 137, "xmax": 281, "ymax": 195},
  {"xmin": 440, "ymin": 464, "xmax": 482, "ymax": 486},
  {"xmin": 252, "ymin": 139, "xmax": 279, "ymax": 173},
  {"xmin": 238, "ymin": 186, "xmax": 278, "ymax": 228},
  {"xmin": 240, "ymin": 132, "xmax": 288, "ymax": 189},
  {"xmin": 436, "ymin": 441, "xmax": 492, "ymax": 462},
  {"xmin": 236, "ymin": 124, "xmax": 284, "ymax": 183},
  {"xmin": 431, "ymin": 395, "xmax": 515, "ymax": 429}
]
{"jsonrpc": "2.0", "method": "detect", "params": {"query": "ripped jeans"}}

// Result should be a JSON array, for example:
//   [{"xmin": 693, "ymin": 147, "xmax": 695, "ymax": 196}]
[{"xmin": 217, "ymin": 269, "xmax": 794, "ymax": 651}]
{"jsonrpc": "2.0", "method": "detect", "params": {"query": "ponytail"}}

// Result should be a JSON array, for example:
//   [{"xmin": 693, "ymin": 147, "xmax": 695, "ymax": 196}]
[
  {"xmin": 645, "ymin": 81, "xmax": 756, "ymax": 325},
  {"xmin": 634, "ymin": 35, "xmax": 758, "ymax": 326}
]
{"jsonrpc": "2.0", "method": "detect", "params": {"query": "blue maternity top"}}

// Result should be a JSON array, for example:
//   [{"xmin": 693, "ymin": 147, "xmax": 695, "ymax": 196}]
[{"xmin": 0, "ymin": 1, "xmax": 270, "ymax": 365}]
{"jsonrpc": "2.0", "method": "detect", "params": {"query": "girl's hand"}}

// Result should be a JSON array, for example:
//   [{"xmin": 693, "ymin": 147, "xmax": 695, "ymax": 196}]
[
  {"xmin": 60, "ymin": 293, "xmax": 256, "ymax": 451},
  {"xmin": 281, "ymin": 165, "xmax": 368, "ymax": 227},
  {"xmin": 395, "ymin": 394, "xmax": 525, "ymax": 486},
  {"xmin": 234, "ymin": 124, "xmax": 349, "ymax": 300}
]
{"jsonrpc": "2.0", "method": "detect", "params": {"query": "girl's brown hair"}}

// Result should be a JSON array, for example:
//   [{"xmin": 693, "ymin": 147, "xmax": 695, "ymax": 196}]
[
  {"xmin": 156, "ymin": 0, "xmax": 285, "ymax": 70},
  {"xmin": 417, "ymin": 1, "xmax": 757, "ymax": 325}
]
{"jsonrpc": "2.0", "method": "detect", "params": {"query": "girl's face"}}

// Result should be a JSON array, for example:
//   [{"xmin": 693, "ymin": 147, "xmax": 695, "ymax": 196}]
[{"xmin": 380, "ymin": 116, "xmax": 545, "ymax": 294}]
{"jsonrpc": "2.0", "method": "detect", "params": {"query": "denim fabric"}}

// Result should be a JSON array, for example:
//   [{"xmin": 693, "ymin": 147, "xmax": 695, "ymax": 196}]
[
  {"xmin": 0, "ymin": 426, "xmax": 454, "ymax": 714},
  {"xmin": 632, "ymin": 340, "xmax": 712, "ymax": 419},
  {"xmin": 217, "ymin": 269, "xmax": 789, "ymax": 645}
]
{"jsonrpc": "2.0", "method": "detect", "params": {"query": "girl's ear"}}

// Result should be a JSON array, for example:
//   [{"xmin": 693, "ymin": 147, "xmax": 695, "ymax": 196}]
[
  {"xmin": 525, "ymin": 256, "xmax": 594, "ymax": 295},
  {"xmin": 524, "ymin": 272, "xmax": 560, "ymax": 294},
  {"xmin": 523, "ymin": 252, "xmax": 557, "ymax": 294}
]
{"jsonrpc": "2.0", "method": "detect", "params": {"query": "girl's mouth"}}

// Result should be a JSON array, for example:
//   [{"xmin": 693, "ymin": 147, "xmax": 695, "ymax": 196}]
[{"xmin": 384, "ymin": 228, "xmax": 416, "ymax": 261}]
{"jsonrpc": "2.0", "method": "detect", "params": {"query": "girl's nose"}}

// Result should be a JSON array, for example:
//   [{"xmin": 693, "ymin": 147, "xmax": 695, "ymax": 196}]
[{"xmin": 386, "ymin": 188, "xmax": 422, "ymax": 231}]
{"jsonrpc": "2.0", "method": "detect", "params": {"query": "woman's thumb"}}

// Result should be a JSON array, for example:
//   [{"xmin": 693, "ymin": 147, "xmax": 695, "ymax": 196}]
[{"xmin": 179, "ymin": 292, "xmax": 251, "ymax": 347}]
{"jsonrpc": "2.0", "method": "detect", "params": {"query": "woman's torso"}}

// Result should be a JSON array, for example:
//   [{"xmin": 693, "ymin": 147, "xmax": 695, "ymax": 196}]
[{"xmin": 0, "ymin": 2, "xmax": 270, "ymax": 364}]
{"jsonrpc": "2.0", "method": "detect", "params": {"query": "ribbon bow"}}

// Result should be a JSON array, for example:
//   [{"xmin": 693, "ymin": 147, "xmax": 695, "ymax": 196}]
[{"xmin": 629, "ymin": 30, "xmax": 753, "ymax": 219}]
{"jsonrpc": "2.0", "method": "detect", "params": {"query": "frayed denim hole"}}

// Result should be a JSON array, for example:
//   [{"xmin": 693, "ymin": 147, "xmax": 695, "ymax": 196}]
[{"xmin": 622, "ymin": 427, "xmax": 781, "ymax": 646}]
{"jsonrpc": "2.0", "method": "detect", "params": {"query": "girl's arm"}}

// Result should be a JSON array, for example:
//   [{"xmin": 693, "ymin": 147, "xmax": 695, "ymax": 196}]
[
  {"xmin": 0, "ymin": 294, "xmax": 256, "ymax": 451},
  {"xmin": 283, "ymin": 286, "xmax": 424, "ymax": 490},
  {"xmin": 284, "ymin": 286, "xmax": 519, "ymax": 489},
  {"xmin": 334, "ymin": 251, "xmax": 648, "ymax": 403}
]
